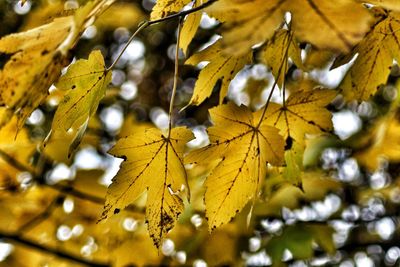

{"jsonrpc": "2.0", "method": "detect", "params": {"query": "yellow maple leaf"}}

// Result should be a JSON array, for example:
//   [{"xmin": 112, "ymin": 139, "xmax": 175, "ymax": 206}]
[
  {"xmin": 335, "ymin": 10, "xmax": 400, "ymax": 100},
  {"xmin": 186, "ymin": 40, "xmax": 252, "ymax": 106},
  {"xmin": 150, "ymin": 0, "xmax": 192, "ymax": 20},
  {"xmin": 48, "ymin": 50, "xmax": 111, "ymax": 157},
  {"xmin": 101, "ymin": 127, "xmax": 193, "ymax": 248},
  {"xmin": 260, "ymin": 29, "xmax": 303, "ymax": 86},
  {"xmin": 179, "ymin": 0, "xmax": 202, "ymax": 55},
  {"xmin": 206, "ymin": 0, "xmax": 372, "ymax": 55},
  {"xmin": 261, "ymin": 89, "xmax": 336, "ymax": 144},
  {"xmin": 0, "ymin": 1, "xmax": 114, "ymax": 130},
  {"xmin": 186, "ymin": 103, "xmax": 284, "ymax": 230}
]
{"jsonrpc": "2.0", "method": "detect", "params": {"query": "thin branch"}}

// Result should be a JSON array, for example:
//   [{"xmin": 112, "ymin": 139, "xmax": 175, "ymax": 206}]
[
  {"xmin": 18, "ymin": 195, "xmax": 61, "ymax": 233},
  {"xmin": 106, "ymin": 0, "xmax": 218, "ymax": 71},
  {"xmin": 0, "ymin": 230, "xmax": 110, "ymax": 267},
  {"xmin": 147, "ymin": 0, "xmax": 218, "ymax": 26},
  {"xmin": 168, "ymin": 18, "xmax": 183, "ymax": 137},
  {"xmin": 106, "ymin": 20, "xmax": 150, "ymax": 71},
  {"xmin": 256, "ymin": 30, "xmax": 293, "ymax": 129}
]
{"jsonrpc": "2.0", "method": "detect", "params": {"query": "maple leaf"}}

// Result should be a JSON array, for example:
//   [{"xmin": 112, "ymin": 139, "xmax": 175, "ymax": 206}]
[
  {"xmin": 179, "ymin": 0, "xmax": 202, "ymax": 55},
  {"xmin": 101, "ymin": 127, "xmax": 193, "ymax": 248},
  {"xmin": 186, "ymin": 40, "xmax": 252, "ymax": 106},
  {"xmin": 186, "ymin": 103, "xmax": 284, "ymax": 230},
  {"xmin": 334, "ymin": 10, "xmax": 400, "ymax": 100},
  {"xmin": 0, "ymin": 0, "xmax": 114, "ymax": 130},
  {"xmin": 48, "ymin": 50, "xmax": 111, "ymax": 157},
  {"xmin": 260, "ymin": 29, "xmax": 303, "ymax": 86},
  {"xmin": 150, "ymin": 0, "xmax": 191, "ymax": 20},
  {"xmin": 261, "ymin": 89, "xmax": 336, "ymax": 144},
  {"xmin": 206, "ymin": 0, "xmax": 372, "ymax": 55}
]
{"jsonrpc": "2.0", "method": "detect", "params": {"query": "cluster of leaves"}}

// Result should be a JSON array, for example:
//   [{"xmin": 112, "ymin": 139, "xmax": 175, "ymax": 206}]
[{"xmin": 2, "ymin": 0, "xmax": 400, "ymax": 266}]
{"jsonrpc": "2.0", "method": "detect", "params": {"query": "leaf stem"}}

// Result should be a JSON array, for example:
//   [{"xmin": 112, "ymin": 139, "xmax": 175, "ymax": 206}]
[
  {"xmin": 106, "ymin": 0, "xmax": 217, "ymax": 71},
  {"xmin": 168, "ymin": 18, "xmax": 183, "ymax": 137},
  {"xmin": 106, "ymin": 20, "xmax": 149, "ymax": 71}
]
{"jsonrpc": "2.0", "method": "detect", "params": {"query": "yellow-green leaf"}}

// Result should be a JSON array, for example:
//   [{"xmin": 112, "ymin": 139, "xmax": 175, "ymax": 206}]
[
  {"xmin": 186, "ymin": 103, "xmax": 284, "ymax": 230},
  {"xmin": 102, "ymin": 127, "xmax": 194, "ymax": 248},
  {"xmin": 50, "ymin": 50, "xmax": 111, "ymax": 156},
  {"xmin": 206, "ymin": 0, "xmax": 372, "ymax": 55},
  {"xmin": 150, "ymin": 0, "xmax": 191, "ymax": 20},
  {"xmin": 261, "ymin": 89, "xmax": 336, "ymax": 144},
  {"xmin": 336, "ymin": 11, "xmax": 400, "ymax": 100},
  {"xmin": 282, "ymin": 141, "xmax": 304, "ymax": 188},
  {"xmin": 186, "ymin": 41, "xmax": 252, "ymax": 105},
  {"xmin": 266, "ymin": 224, "xmax": 335, "ymax": 264}
]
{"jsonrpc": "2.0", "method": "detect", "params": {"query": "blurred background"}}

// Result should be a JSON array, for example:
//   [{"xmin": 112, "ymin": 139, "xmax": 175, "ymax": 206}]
[{"xmin": 1, "ymin": 0, "xmax": 400, "ymax": 266}]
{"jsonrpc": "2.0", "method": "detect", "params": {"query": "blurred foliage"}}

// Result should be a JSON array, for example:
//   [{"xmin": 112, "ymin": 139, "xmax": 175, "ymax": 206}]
[{"xmin": 0, "ymin": 1, "xmax": 400, "ymax": 267}]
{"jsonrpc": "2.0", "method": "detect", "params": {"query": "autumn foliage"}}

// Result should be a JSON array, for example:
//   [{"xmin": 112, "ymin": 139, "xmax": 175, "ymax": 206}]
[{"xmin": 1, "ymin": 0, "xmax": 400, "ymax": 266}]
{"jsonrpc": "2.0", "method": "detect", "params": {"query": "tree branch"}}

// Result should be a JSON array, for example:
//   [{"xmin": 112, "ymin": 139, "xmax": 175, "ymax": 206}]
[
  {"xmin": 107, "ymin": 0, "xmax": 218, "ymax": 70},
  {"xmin": 0, "ymin": 230, "xmax": 110, "ymax": 267}
]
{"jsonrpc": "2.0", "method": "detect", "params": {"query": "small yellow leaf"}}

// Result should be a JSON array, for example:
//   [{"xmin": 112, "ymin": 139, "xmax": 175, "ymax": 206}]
[
  {"xmin": 261, "ymin": 89, "xmax": 336, "ymax": 144},
  {"xmin": 180, "ymin": 0, "xmax": 202, "ymax": 55},
  {"xmin": 282, "ymin": 141, "xmax": 304, "ymax": 188},
  {"xmin": 260, "ymin": 29, "xmax": 303, "ymax": 86},
  {"xmin": 102, "ymin": 127, "xmax": 194, "ymax": 248},
  {"xmin": 50, "ymin": 50, "xmax": 111, "ymax": 156},
  {"xmin": 206, "ymin": 0, "xmax": 372, "ymax": 55},
  {"xmin": 336, "ymin": 11, "xmax": 400, "ymax": 100},
  {"xmin": 150, "ymin": 0, "xmax": 192, "ymax": 20},
  {"xmin": 186, "ymin": 103, "xmax": 284, "ymax": 230},
  {"xmin": 186, "ymin": 41, "xmax": 252, "ymax": 105}
]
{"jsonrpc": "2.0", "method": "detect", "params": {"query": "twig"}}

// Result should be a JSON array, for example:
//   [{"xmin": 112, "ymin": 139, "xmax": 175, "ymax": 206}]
[
  {"xmin": 168, "ymin": 17, "xmax": 183, "ymax": 137},
  {"xmin": 18, "ymin": 195, "xmax": 62, "ymax": 233},
  {"xmin": 255, "ymin": 30, "xmax": 293, "ymax": 128},
  {"xmin": 106, "ymin": 0, "xmax": 218, "ymax": 70},
  {"xmin": 0, "ymin": 230, "xmax": 110, "ymax": 267}
]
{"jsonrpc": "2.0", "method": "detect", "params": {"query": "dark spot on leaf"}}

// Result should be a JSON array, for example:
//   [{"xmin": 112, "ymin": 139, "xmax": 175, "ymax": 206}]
[
  {"xmin": 71, "ymin": 85, "xmax": 76, "ymax": 89},
  {"xmin": 285, "ymin": 136, "xmax": 293, "ymax": 150},
  {"xmin": 114, "ymin": 208, "xmax": 120, "ymax": 214}
]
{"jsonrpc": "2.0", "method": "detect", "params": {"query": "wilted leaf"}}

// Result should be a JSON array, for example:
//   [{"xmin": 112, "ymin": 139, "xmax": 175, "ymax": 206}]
[
  {"xmin": 261, "ymin": 89, "xmax": 336, "ymax": 144},
  {"xmin": 206, "ymin": 0, "xmax": 372, "ymax": 55},
  {"xmin": 186, "ymin": 40, "xmax": 252, "ymax": 106},
  {"xmin": 186, "ymin": 103, "xmax": 284, "ymax": 230},
  {"xmin": 102, "ymin": 127, "xmax": 193, "ymax": 247}
]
